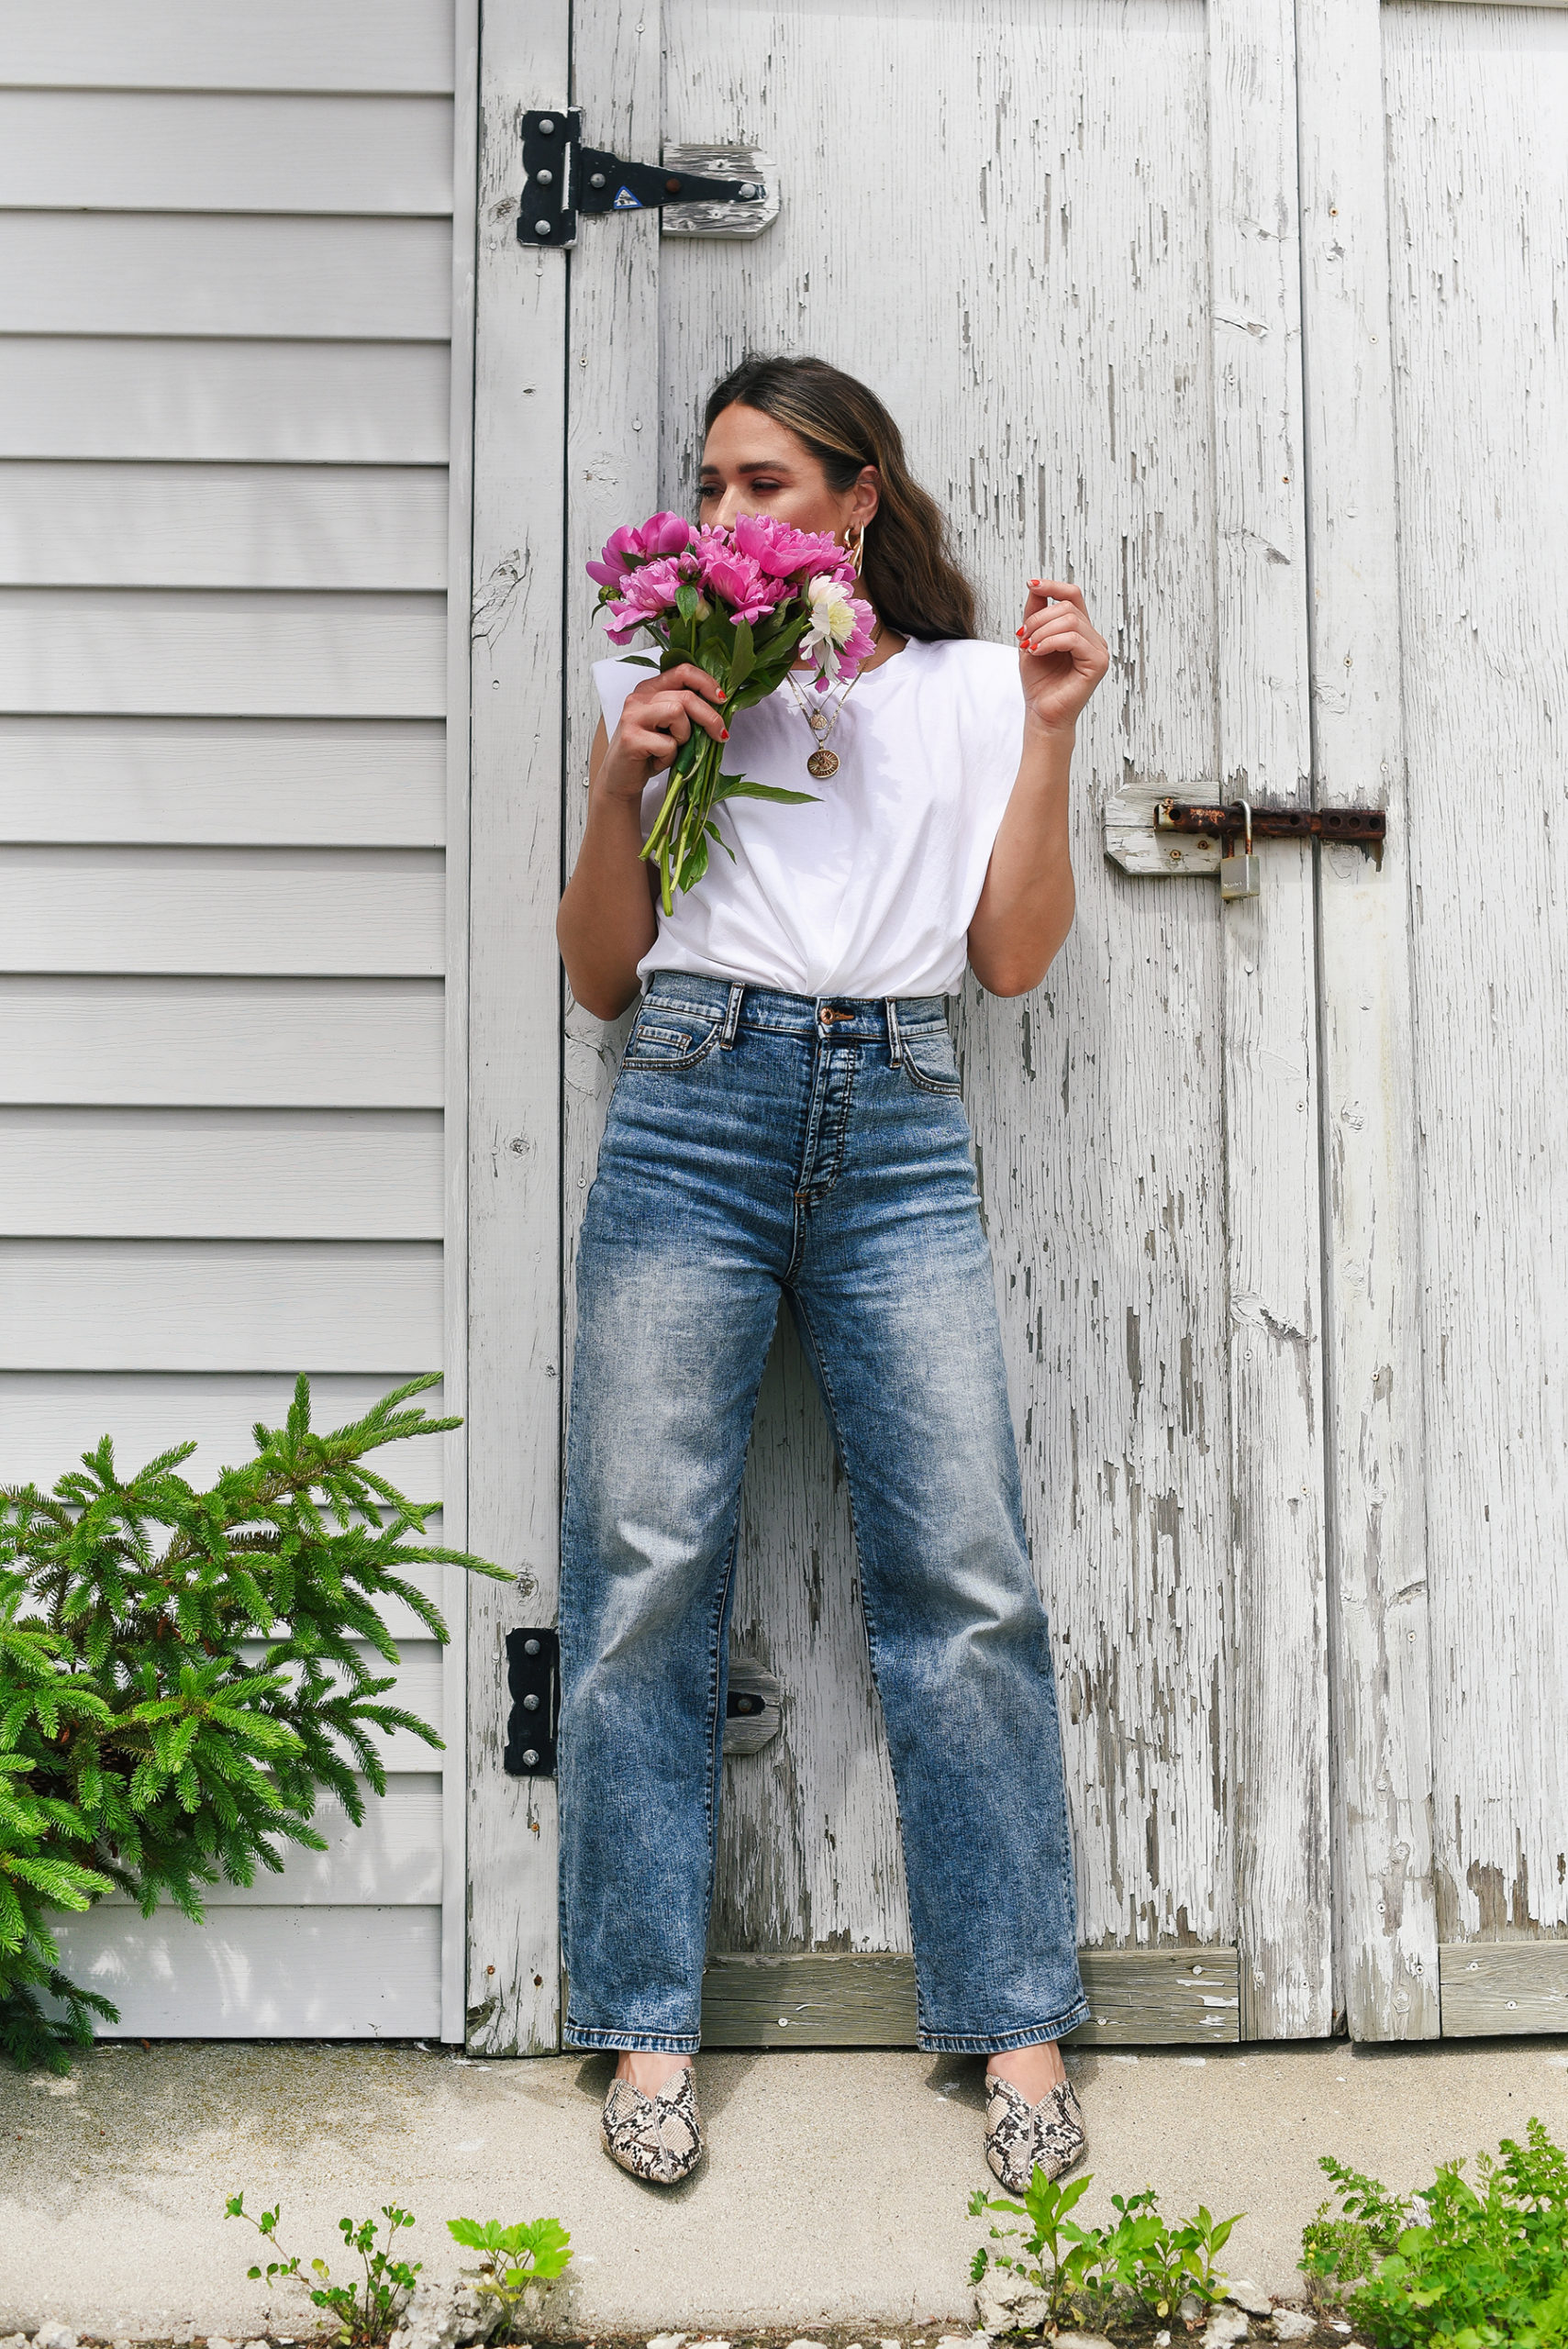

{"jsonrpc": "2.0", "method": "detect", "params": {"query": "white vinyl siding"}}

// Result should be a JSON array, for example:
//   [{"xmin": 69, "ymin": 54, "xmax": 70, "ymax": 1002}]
[{"xmin": 0, "ymin": 3, "xmax": 461, "ymax": 2040}]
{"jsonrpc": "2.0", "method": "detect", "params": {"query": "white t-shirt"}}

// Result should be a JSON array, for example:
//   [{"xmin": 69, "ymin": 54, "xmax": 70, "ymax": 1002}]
[{"xmin": 593, "ymin": 634, "xmax": 1026, "ymax": 998}]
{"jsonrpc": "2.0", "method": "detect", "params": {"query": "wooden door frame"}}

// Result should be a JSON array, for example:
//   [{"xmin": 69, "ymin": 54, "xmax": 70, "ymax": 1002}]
[{"xmin": 459, "ymin": 0, "xmax": 576, "ymax": 2055}]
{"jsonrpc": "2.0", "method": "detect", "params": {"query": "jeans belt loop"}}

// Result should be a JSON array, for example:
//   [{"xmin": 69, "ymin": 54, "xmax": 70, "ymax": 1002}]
[
  {"xmin": 719, "ymin": 981, "xmax": 746, "ymax": 1047},
  {"xmin": 884, "ymin": 996, "xmax": 905, "ymax": 1066}
]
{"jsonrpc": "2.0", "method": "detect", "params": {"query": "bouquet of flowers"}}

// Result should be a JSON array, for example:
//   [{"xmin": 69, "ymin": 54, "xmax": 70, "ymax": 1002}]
[{"xmin": 588, "ymin": 509, "xmax": 876, "ymax": 910}]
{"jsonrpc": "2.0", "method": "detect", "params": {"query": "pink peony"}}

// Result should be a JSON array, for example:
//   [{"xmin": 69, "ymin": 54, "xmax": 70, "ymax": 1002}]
[
  {"xmin": 585, "ymin": 508, "xmax": 695, "ymax": 586},
  {"xmin": 695, "ymin": 542, "xmax": 785, "ymax": 625},
  {"xmin": 635, "ymin": 509, "xmax": 699, "ymax": 556},
  {"xmin": 730, "ymin": 511, "xmax": 847, "ymax": 581},
  {"xmin": 603, "ymin": 557, "xmax": 695, "ymax": 641},
  {"xmin": 839, "ymin": 596, "xmax": 878, "ymax": 669},
  {"xmin": 622, "ymin": 554, "xmax": 694, "ymax": 610},
  {"xmin": 585, "ymin": 524, "xmax": 641, "ymax": 589}
]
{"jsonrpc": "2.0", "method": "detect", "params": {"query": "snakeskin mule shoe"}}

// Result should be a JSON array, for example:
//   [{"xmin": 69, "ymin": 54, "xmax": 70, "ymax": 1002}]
[
  {"xmin": 983, "ymin": 2071, "xmax": 1087, "ymax": 2192},
  {"xmin": 600, "ymin": 2065, "xmax": 705, "ymax": 2185}
]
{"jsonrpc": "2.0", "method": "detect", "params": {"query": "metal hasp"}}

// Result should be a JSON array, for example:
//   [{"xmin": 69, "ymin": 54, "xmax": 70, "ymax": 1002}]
[
  {"xmin": 1156, "ymin": 798, "xmax": 1387, "ymax": 867},
  {"xmin": 519, "ymin": 111, "xmax": 777, "ymax": 247},
  {"xmin": 503, "ymin": 1628, "xmax": 560, "ymax": 1776}
]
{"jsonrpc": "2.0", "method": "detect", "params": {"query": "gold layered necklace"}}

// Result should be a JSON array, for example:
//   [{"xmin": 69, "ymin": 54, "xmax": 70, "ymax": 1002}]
[{"xmin": 784, "ymin": 620, "xmax": 882, "ymax": 780}]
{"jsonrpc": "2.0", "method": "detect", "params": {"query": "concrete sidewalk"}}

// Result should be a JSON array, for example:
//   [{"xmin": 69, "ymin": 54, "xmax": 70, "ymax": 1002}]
[{"xmin": 3, "ymin": 2036, "xmax": 1566, "ymax": 2339}]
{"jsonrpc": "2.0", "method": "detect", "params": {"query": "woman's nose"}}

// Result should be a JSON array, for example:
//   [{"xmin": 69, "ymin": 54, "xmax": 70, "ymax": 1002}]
[{"xmin": 711, "ymin": 490, "xmax": 747, "ymax": 530}]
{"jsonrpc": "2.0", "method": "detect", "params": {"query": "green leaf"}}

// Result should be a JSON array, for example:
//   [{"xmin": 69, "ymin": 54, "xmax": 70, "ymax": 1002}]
[
  {"xmin": 517, "ymin": 2217, "xmax": 573, "ymax": 2277},
  {"xmin": 727, "ymin": 615, "xmax": 755, "ymax": 694},
  {"xmin": 447, "ymin": 2217, "xmax": 501, "ymax": 2252},
  {"xmin": 710, "ymin": 774, "xmax": 820, "ymax": 807}
]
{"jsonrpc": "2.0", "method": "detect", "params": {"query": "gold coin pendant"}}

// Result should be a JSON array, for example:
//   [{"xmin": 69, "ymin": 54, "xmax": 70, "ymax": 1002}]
[{"xmin": 806, "ymin": 748, "xmax": 840, "ymax": 780}]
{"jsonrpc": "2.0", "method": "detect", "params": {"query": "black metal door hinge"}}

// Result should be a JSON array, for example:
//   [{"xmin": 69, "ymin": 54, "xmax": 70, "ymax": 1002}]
[
  {"xmin": 519, "ymin": 110, "xmax": 777, "ymax": 247},
  {"xmin": 503, "ymin": 1628, "xmax": 560, "ymax": 1776}
]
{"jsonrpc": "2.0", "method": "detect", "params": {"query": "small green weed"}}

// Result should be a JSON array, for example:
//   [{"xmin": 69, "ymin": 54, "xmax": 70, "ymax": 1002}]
[
  {"xmin": 969, "ymin": 2165, "xmax": 1241, "ymax": 2331},
  {"xmin": 1301, "ymin": 2117, "xmax": 1568, "ymax": 2348},
  {"xmin": 446, "ymin": 2216, "xmax": 573, "ymax": 2335},
  {"xmin": 226, "ymin": 2194, "xmax": 420, "ymax": 2345},
  {"xmin": 970, "ymin": 2168, "xmax": 1106, "ymax": 2327},
  {"xmin": 1301, "ymin": 2155, "xmax": 1417, "ymax": 2292}
]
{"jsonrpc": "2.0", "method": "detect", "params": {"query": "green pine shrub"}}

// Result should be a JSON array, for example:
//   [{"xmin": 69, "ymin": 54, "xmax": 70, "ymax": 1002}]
[
  {"xmin": 1, "ymin": 1374, "xmax": 507, "ymax": 2071},
  {"xmin": 1302, "ymin": 2121, "xmax": 1568, "ymax": 2346}
]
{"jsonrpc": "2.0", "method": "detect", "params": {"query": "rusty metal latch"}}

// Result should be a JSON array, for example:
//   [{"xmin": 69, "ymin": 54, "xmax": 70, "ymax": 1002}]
[{"xmin": 1156, "ymin": 799, "xmax": 1386, "ymax": 866}]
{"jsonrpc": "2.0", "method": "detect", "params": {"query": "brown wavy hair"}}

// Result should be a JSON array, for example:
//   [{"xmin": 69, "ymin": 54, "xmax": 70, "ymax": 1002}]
[{"xmin": 702, "ymin": 355, "xmax": 977, "ymax": 642}]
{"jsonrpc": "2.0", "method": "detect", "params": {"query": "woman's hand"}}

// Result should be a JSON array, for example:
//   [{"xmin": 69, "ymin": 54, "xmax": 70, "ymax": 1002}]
[
  {"xmin": 558, "ymin": 663, "xmax": 730, "ymax": 1021},
  {"xmin": 1015, "ymin": 579, "xmax": 1108, "ymax": 737},
  {"xmin": 597, "ymin": 662, "xmax": 729, "ymax": 802}
]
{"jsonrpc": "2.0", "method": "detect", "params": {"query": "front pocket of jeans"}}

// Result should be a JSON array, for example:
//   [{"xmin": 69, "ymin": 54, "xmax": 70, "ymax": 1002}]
[
  {"xmin": 900, "ymin": 1030, "xmax": 962, "ymax": 1096},
  {"xmin": 621, "ymin": 1010, "xmax": 722, "ymax": 1069}
]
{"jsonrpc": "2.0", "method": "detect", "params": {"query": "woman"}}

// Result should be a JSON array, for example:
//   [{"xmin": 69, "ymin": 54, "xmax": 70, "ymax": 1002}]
[{"xmin": 556, "ymin": 354, "xmax": 1109, "ymax": 2188}]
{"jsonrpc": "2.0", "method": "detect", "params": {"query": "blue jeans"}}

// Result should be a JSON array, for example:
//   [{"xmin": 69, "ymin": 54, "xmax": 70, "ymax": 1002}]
[{"xmin": 559, "ymin": 974, "xmax": 1088, "ymax": 2054}]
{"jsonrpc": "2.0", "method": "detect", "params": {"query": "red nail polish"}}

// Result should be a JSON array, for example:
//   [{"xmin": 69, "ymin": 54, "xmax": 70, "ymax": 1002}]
[{"xmin": 721, "ymin": 727, "xmax": 729, "ymax": 739}]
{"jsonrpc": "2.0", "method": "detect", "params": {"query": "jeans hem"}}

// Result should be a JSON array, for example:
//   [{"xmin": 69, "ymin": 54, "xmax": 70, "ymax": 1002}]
[
  {"xmin": 563, "ymin": 2021, "xmax": 701, "ymax": 2054},
  {"xmin": 918, "ymin": 1995, "xmax": 1091, "ymax": 2054}
]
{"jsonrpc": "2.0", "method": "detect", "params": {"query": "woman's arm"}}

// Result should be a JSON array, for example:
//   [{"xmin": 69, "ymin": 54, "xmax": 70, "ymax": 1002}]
[
  {"xmin": 557, "ymin": 662, "xmax": 729, "ymax": 1019},
  {"xmin": 966, "ymin": 722, "xmax": 1077, "ymax": 997},
  {"xmin": 966, "ymin": 579, "xmax": 1109, "ymax": 999}
]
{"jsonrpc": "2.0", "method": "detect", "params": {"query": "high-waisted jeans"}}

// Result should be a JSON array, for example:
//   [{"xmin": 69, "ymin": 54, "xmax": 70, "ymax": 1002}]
[{"xmin": 559, "ymin": 973, "xmax": 1088, "ymax": 2054}]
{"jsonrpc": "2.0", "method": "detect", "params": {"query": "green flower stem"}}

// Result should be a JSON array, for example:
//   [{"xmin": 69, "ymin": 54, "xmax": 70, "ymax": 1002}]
[{"xmin": 639, "ymin": 717, "xmax": 726, "ymax": 915}]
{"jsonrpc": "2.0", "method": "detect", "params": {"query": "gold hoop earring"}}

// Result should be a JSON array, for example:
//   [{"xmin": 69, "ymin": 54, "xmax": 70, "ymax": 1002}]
[{"xmin": 845, "ymin": 520, "xmax": 868, "ymax": 576}]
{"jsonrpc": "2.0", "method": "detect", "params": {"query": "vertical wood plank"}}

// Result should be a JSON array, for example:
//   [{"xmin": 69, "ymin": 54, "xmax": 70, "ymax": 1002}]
[
  {"xmin": 560, "ymin": 0, "xmax": 662, "ymax": 1404},
  {"xmin": 463, "ymin": 0, "xmax": 568, "ymax": 2056},
  {"xmin": 1207, "ymin": 0, "xmax": 1333, "ymax": 2038},
  {"xmin": 439, "ymin": 0, "xmax": 480, "ymax": 2046},
  {"xmin": 1383, "ymin": 3, "xmax": 1568, "ymax": 1957},
  {"xmin": 1295, "ymin": 0, "xmax": 1439, "ymax": 2039}
]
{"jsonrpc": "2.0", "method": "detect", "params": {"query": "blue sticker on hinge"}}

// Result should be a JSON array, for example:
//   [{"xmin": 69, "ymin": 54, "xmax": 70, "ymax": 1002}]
[{"xmin": 613, "ymin": 185, "xmax": 643, "ymax": 209}]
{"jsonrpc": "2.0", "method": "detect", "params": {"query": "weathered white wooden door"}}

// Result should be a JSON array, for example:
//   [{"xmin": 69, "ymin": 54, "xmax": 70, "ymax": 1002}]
[{"xmin": 465, "ymin": 0, "xmax": 1338, "ymax": 2052}]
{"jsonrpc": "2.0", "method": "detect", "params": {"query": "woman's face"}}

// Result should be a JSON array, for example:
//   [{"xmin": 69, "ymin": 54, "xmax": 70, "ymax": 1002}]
[{"xmin": 697, "ymin": 403, "xmax": 878, "ymax": 541}]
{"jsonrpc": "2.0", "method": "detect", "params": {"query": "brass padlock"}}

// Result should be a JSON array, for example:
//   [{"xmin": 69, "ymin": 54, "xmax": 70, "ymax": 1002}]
[{"xmin": 1219, "ymin": 798, "xmax": 1261, "ymax": 900}]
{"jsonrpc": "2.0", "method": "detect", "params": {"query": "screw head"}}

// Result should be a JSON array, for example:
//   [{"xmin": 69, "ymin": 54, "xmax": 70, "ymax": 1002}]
[
  {"xmin": 521, "ymin": 1748, "xmax": 539, "ymax": 1766},
  {"xmin": 533, "ymin": 218, "xmax": 552, "ymax": 236},
  {"xmin": 523, "ymin": 1637, "xmax": 540, "ymax": 1655},
  {"xmin": 538, "ymin": 117, "xmax": 556, "ymax": 135},
  {"xmin": 589, "ymin": 171, "xmax": 606, "ymax": 188},
  {"xmin": 536, "ymin": 167, "xmax": 553, "ymax": 185},
  {"xmin": 522, "ymin": 1692, "xmax": 539, "ymax": 1710},
  {"xmin": 665, "ymin": 176, "xmax": 683, "ymax": 195},
  {"xmin": 737, "ymin": 182, "xmax": 760, "ymax": 199}
]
